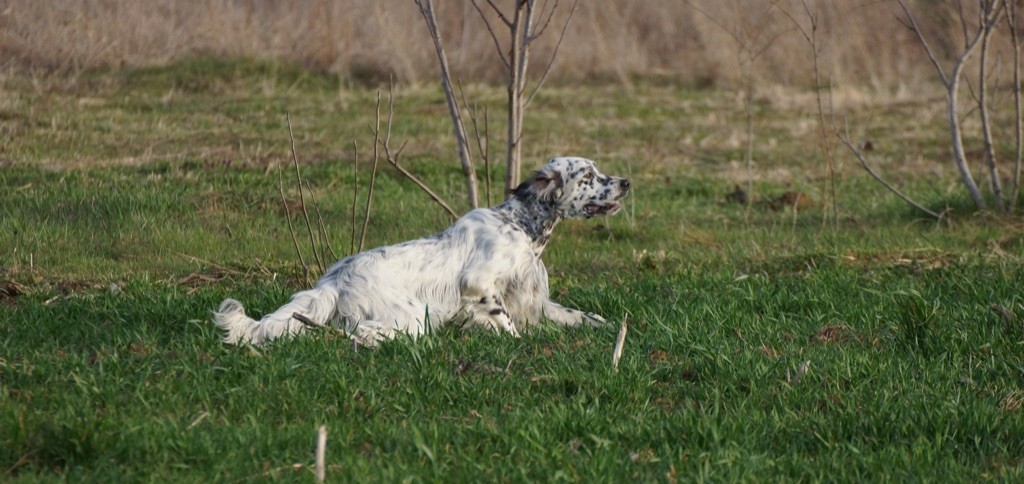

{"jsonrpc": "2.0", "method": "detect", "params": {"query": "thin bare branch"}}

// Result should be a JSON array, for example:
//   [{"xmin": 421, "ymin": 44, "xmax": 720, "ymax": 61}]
[
  {"xmin": 359, "ymin": 91, "xmax": 383, "ymax": 253},
  {"xmin": 471, "ymin": 0, "xmax": 512, "ymax": 72},
  {"xmin": 837, "ymin": 125, "xmax": 942, "ymax": 219},
  {"xmin": 685, "ymin": 0, "xmax": 748, "ymax": 48},
  {"xmin": 305, "ymin": 180, "xmax": 338, "ymax": 262},
  {"xmin": 771, "ymin": 0, "xmax": 813, "ymax": 45},
  {"xmin": 525, "ymin": 0, "xmax": 578, "ymax": 107},
  {"xmin": 459, "ymin": 81, "xmax": 493, "ymax": 206},
  {"xmin": 770, "ymin": 0, "xmax": 838, "ymax": 228},
  {"xmin": 485, "ymin": 0, "xmax": 513, "ymax": 27},
  {"xmin": 385, "ymin": 155, "xmax": 459, "ymax": 220},
  {"xmin": 415, "ymin": 0, "xmax": 480, "ymax": 209},
  {"xmin": 956, "ymin": 0, "xmax": 971, "ymax": 47},
  {"xmin": 529, "ymin": 0, "xmax": 559, "ymax": 41},
  {"xmin": 287, "ymin": 114, "xmax": 324, "ymax": 273},
  {"xmin": 978, "ymin": 0, "xmax": 1007, "ymax": 212},
  {"xmin": 484, "ymin": 107, "xmax": 492, "ymax": 206},
  {"xmin": 897, "ymin": 0, "xmax": 952, "ymax": 86},
  {"xmin": 279, "ymin": 177, "xmax": 310, "ymax": 285},
  {"xmin": 349, "ymin": 141, "xmax": 359, "ymax": 255},
  {"xmin": 751, "ymin": 25, "xmax": 799, "ymax": 60},
  {"xmin": 384, "ymin": 81, "xmax": 459, "ymax": 219}
]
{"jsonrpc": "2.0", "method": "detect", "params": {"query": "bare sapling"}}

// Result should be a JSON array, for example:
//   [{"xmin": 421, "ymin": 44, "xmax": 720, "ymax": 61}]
[
  {"xmin": 471, "ymin": 0, "xmax": 578, "ymax": 194},
  {"xmin": 411, "ymin": 0, "xmax": 577, "ymax": 205},
  {"xmin": 686, "ymin": 0, "xmax": 791, "ymax": 219},
  {"xmin": 282, "ymin": 113, "xmax": 339, "ymax": 285},
  {"xmin": 287, "ymin": 114, "xmax": 325, "ymax": 274},
  {"xmin": 897, "ymin": 0, "xmax": 1006, "ymax": 211},
  {"xmin": 773, "ymin": 0, "xmax": 840, "ymax": 230}
]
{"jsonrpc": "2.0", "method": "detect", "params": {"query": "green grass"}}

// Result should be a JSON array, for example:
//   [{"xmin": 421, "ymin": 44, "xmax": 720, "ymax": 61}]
[{"xmin": 2, "ymin": 59, "xmax": 1024, "ymax": 481}]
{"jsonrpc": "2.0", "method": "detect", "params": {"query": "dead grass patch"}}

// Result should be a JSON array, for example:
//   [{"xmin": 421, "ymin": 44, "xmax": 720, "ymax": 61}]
[
  {"xmin": 809, "ymin": 324, "xmax": 855, "ymax": 345},
  {"xmin": 999, "ymin": 391, "xmax": 1024, "ymax": 412}
]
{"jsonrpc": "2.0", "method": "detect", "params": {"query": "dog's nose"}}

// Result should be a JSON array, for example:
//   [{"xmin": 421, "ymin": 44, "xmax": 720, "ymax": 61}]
[{"xmin": 619, "ymin": 179, "xmax": 631, "ymax": 190}]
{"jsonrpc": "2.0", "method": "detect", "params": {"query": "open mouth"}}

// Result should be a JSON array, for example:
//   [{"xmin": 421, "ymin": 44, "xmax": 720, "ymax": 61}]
[{"xmin": 583, "ymin": 202, "xmax": 621, "ymax": 217}]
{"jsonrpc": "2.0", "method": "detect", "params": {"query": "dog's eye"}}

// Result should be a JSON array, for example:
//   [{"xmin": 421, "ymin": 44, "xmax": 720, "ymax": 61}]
[{"xmin": 583, "ymin": 171, "xmax": 594, "ymax": 180}]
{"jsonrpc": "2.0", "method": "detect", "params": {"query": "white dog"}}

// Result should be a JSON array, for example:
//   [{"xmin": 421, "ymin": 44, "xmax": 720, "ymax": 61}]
[{"xmin": 214, "ymin": 157, "xmax": 630, "ymax": 346}]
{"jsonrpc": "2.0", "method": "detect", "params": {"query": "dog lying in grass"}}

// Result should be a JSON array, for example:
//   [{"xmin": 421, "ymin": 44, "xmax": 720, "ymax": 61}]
[{"xmin": 214, "ymin": 157, "xmax": 630, "ymax": 347}]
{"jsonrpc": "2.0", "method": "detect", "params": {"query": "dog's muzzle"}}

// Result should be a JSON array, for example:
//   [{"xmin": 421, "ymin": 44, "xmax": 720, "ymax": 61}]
[{"xmin": 583, "ymin": 178, "xmax": 630, "ymax": 217}]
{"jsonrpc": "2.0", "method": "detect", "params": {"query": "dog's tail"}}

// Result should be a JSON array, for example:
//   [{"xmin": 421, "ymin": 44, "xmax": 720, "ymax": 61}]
[{"xmin": 213, "ymin": 286, "xmax": 339, "ymax": 345}]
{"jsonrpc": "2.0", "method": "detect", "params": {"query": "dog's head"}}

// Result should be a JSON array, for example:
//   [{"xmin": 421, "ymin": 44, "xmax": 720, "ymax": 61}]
[{"xmin": 512, "ymin": 157, "xmax": 630, "ymax": 219}]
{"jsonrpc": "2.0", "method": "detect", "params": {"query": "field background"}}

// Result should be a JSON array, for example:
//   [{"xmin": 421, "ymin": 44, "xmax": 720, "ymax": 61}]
[
  {"xmin": 3, "ymin": 0, "xmax": 1024, "ymax": 481},
  {"xmin": 3, "ymin": 0, "xmax": 1019, "ymax": 89}
]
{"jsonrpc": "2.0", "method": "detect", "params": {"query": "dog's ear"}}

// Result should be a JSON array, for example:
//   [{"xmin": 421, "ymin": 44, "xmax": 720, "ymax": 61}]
[{"xmin": 511, "ymin": 169, "xmax": 563, "ymax": 203}]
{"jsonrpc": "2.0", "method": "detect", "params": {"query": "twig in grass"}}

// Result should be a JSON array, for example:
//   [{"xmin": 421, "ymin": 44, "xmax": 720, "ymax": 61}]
[
  {"xmin": 292, "ymin": 312, "xmax": 320, "ymax": 328},
  {"xmin": 612, "ymin": 316, "xmax": 629, "ymax": 371},
  {"xmin": 291, "ymin": 312, "xmax": 348, "ymax": 339},
  {"xmin": 286, "ymin": 114, "xmax": 324, "ymax": 273},
  {"xmin": 186, "ymin": 411, "xmax": 210, "ymax": 430},
  {"xmin": 315, "ymin": 426, "xmax": 327, "ymax": 483},
  {"xmin": 5, "ymin": 453, "xmax": 32, "ymax": 475},
  {"xmin": 786, "ymin": 360, "xmax": 811, "ymax": 384}
]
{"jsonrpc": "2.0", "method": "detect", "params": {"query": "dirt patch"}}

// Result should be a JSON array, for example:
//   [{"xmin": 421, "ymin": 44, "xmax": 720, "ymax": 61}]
[
  {"xmin": 648, "ymin": 349, "xmax": 672, "ymax": 364},
  {"xmin": 176, "ymin": 264, "xmax": 272, "ymax": 294},
  {"xmin": 809, "ymin": 324, "xmax": 855, "ymax": 345},
  {"xmin": 1, "ymin": 280, "xmax": 27, "ymax": 300},
  {"xmin": 841, "ymin": 250, "xmax": 954, "ymax": 270}
]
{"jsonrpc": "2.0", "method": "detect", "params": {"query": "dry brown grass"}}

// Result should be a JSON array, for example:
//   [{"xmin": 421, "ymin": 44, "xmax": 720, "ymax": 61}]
[{"xmin": 0, "ymin": 0, "xmax": 1015, "ymax": 89}]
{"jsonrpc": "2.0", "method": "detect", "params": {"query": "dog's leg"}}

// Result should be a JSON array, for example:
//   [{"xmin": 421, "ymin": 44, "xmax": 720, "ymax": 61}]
[
  {"xmin": 348, "ymin": 320, "xmax": 397, "ymax": 348},
  {"xmin": 542, "ymin": 299, "xmax": 606, "ymax": 328},
  {"xmin": 460, "ymin": 292, "xmax": 520, "ymax": 337}
]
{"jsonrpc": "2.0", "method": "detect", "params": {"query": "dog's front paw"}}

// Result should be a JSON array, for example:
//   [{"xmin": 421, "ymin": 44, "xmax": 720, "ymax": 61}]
[{"xmin": 583, "ymin": 312, "xmax": 607, "ymax": 327}]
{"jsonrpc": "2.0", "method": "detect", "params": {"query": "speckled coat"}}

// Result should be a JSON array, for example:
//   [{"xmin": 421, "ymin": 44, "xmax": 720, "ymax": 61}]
[{"xmin": 214, "ymin": 157, "xmax": 631, "ymax": 346}]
